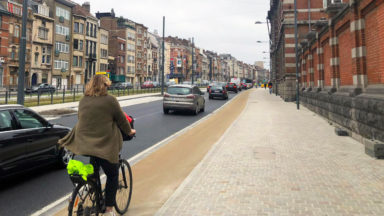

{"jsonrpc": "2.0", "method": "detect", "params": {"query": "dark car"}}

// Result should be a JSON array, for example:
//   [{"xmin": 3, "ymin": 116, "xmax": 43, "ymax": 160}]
[
  {"xmin": 209, "ymin": 85, "xmax": 228, "ymax": 100},
  {"xmin": 108, "ymin": 82, "xmax": 126, "ymax": 90},
  {"xmin": 226, "ymin": 82, "xmax": 238, "ymax": 93},
  {"xmin": 25, "ymin": 83, "xmax": 56, "ymax": 94},
  {"xmin": 240, "ymin": 82, "xmax": 247, "ymax": 90},
  {"xmin": 0, "ymin": 105, "xmax": 72, "ymax": 180}
]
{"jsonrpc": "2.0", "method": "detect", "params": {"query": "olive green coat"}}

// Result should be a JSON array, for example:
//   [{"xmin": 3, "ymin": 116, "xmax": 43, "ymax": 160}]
[{"xmin": 58, "ymin": 95, "xmax": 132, "ymax": 164}]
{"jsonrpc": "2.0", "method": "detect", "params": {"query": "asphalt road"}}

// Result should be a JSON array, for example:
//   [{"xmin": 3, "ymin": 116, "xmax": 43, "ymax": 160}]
[{"xmin": 0, "ymin": 91, "xmax": 240, "ymax": 216}]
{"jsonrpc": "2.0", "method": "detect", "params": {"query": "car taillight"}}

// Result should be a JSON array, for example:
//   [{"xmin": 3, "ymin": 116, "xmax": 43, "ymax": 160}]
[
  {"xmin": 164, "ymin": 93, "xmax": 170, "ymax": 97},
  {"xmin": 234, "ymin": 86, "xmax": 237, "ymax": 88},
  {"xmin": 226, "ymin": 85, "xmax": 228, "ymax": 88},
  {"xmin": 209, "ymin": 89, "xmax": 212, "ymax": 93},
  {"xmin": 187, "ymin": 95, "xmax": 195, "ymax": 99}
]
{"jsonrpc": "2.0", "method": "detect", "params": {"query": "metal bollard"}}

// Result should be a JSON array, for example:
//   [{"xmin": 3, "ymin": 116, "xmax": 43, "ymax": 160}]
[
  {"xmin": 37, "ymin": 91, "xmax": 40, "ymax": 106},
  {"xmin": 5, "ymin": 91, "xmax": 8, "ymax": 104},
  {"xmin": 62, "ymin": 86, "xmax": 66, "ymax": 103},
  {"xmin": 51, "ymin": 91, "xmax": 54, "ymax": 104},
  {"xmin": 73, "ymin": 88, "xmax": 75, "ymax": 102}
]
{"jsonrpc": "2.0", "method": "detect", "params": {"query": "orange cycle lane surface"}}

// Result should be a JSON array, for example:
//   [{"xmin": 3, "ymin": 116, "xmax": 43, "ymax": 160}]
[{"xmin": 54, "ymin": 90, "xmax": 250, "ymax": 216}]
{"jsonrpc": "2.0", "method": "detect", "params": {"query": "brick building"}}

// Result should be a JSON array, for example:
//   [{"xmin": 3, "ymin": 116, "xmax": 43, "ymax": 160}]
[
  {"xmin": 0, "ymin": 4, "xmax": 11, "ymax": 89},
  {"xmin": 166, "ymin": 36, "xmax": 192, "ymax": 83},
  {"xmin": 1, "ymin": 0, "xmax": 33, "ymax": 89},
  {"xmin": 268, "ymin": 0, "xmax": 330, "ymax": 101},
  {"xmin": 271, "ymin": 0, "xmax": 384, "ymax": 155}
]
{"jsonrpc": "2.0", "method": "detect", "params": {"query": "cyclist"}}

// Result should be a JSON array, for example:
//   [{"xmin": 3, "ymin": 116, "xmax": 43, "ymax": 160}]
[{"xmin": 59, "ymin": 75, "xmax": 136, "ymax": 216}]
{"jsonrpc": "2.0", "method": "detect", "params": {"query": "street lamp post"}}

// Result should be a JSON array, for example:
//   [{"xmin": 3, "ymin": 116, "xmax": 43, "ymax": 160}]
[
  {"xmin": 191, "ymin": 37, "xmax": 195, "ymax": 85},
  {"xmin": 294, "ymin": 0, "xmax": 300, "ymax": 110}
]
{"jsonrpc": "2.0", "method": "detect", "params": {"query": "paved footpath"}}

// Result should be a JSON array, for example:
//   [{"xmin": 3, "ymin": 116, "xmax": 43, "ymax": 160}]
[{"xmin": 156, "ymin": 89, "xmax": 384, "ymax": 216}]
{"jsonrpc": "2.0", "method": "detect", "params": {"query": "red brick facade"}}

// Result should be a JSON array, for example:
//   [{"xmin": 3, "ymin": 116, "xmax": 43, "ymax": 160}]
[{"xmin": 299, "ymin": 0, "xmax": 384, "ymax": 90}]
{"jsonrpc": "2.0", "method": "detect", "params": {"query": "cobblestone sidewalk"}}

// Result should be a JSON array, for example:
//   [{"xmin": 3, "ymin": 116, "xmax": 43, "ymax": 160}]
[{"xmin": 156, "ymin": 89, "xmax": 384, "ymax": 216}]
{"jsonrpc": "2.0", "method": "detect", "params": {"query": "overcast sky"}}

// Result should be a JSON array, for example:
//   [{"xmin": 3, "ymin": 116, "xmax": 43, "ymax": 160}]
[{"xmin": 86, "ymin": 0, "xmax": 270, "ymax": 68}]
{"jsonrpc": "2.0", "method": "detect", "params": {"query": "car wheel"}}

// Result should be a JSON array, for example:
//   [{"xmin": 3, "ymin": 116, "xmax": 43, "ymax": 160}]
[
  {"xmin": 58, "ymin": 147, "xmax": 74, "ymax": 168},
  {"xmin": 163, "ymin": 108, "xmax": 169, "ymax": 114},
  {"xmin": 194, "ymin": 104, "xmax": 199, "ymax": 115}
]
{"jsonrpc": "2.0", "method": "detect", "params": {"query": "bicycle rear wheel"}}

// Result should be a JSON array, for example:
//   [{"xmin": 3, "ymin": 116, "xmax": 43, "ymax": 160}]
[
  {"xmin": 114, "ymin": 159, "xmax": 133, "ymax": 214},
  {"xmin": 68, "ymin": 183, "xmax": 100, "ymax": 216}
]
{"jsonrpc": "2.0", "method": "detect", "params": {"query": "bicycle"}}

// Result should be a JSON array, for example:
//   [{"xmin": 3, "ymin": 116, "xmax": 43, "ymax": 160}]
[{"xmin": 67, "ymin": 155, "xmax": 133, "ymax": 216}]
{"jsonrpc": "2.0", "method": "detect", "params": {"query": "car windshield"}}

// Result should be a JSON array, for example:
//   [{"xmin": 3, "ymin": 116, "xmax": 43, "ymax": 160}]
[
  {"xmin": 167, "ymin": 87, "xmax": 192, "ymax": 95},
  {"xmin": 211, "ymin": 86, "xmax": 223, "ymax": 90}
]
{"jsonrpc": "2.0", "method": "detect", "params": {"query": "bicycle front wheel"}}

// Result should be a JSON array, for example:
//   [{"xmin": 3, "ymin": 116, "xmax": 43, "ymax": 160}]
[
  {"xmin": 68, "ymin": 183, "xmax": 100, "ymax": 216},
  {"xmin": 114, "ymin": 159, "xmax": 133, "ymax": 214}
]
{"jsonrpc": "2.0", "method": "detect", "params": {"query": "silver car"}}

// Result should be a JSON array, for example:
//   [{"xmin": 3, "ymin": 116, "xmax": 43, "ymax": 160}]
[{"xmin": 163, "ymin": 85, "xmax": 205, "ymax": 115}]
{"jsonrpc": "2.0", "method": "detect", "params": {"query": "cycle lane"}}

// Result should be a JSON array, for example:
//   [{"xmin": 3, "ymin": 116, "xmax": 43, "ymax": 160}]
[{"xmin": 53, "ymin": 90, "xmax": 250, "ymax": 216}]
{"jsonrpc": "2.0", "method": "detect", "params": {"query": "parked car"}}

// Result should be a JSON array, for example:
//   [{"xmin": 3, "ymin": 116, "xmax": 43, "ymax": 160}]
[
  {"xmin": 226, "ymin": 82, "xmax": 238, "ymax": 93},
  {"xmin": 121, "ymin": 82, "xmax": 133, "ymax": 89},
  {"xmin": 0, "ymin": 104, "xmax": 72, "ymax": 180},
  {"xmin": 209, "ymin": 85, "xmax": 228, "ymax": 100},
  {"xmin": 152, "ymin": 81, "xmax": 160, "ymax": 87},
  {"xmin": 141, "ymin": 81, "xmax": 154, "ymax": 89},
  {"xmin": 163, "ymin": 85, "xmax": 205, "ymax": 115},
  {"xmin": 25, "ymin": 83, "xmax": 56, "ymax": 94},
  {"xmin": 165, "ymin": 81, "xmax": 176, "ymax": 87},
  {"xmin": 108, "ymin": 82, "xmax": 125, "ymax": 90},
  {"xmin": 240, "ymin": 82, "xmax": 247, "ymax": 90}
]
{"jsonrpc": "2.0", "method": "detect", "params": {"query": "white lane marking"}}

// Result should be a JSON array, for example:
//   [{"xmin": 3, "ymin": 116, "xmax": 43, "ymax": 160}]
[{"xmin": 30, "ymin": 92, "xmax": 241, "ymax": 216}]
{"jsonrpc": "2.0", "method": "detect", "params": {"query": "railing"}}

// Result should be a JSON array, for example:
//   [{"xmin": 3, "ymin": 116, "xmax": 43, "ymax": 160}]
[{"xmin": 0, "ymin": 85, "xmax": 166, "ymax": 107}]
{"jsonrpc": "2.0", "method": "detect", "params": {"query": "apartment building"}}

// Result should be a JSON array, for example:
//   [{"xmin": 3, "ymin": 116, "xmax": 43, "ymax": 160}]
[
  {"xmin": 0, "ymin": 3, "xmax": 11, "ymax": 89},
  {"xmin": 148, "ymin": 32, "xmax": 159, "ymax": 81},
  {"xmin": 2, "ymin": 0, "xmax": 33, "ymax": 88},
  {"xmin": 30, "ymin": 1, "xmax": 54, "ymax": 86},
  {"xmin": 135, "ymin": 23, "xmax": 147, "ymax": 84},
  {"xmin": 125, "ymin": 22, "xmax": 135, "ymax": 84},
  {"xmin": 98, "ymin": 27, "xmax": 109, "ymax": 73},
  {"xmin": 71, "ymin": 4, "xmax": 86, "ymax": 86},
  {"xmin": 47, "ymin": 0, "xmax": 75, "ymax": 89}
]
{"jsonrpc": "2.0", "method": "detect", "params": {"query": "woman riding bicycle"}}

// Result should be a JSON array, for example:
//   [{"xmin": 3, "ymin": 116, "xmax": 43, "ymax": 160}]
[{"xmin": 59, "ymin": 75, "xmax": 136, "ymax": 216}]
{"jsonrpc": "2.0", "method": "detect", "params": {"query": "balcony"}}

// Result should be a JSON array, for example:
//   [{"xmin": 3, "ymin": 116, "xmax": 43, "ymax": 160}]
[
  {"xmin": 11, "ymin": 36, "xmax": 20, "ymax": 44},
  {"xmin": 324, "ymin": 0, "xmax": 347, "ymax": 14}
]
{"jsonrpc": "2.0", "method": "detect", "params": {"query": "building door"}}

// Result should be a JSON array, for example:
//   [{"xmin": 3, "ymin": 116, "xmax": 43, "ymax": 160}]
[{"xmin": 32, "ymin": 73, "xmax": 37, "ymax": 86}]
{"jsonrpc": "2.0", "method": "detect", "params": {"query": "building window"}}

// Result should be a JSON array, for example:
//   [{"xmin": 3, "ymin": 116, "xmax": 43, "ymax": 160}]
[
  {"xmin": 38, "ymin": 4, "xmax": 49, "ymax": 17},
  {"xmin": 55, "ymin": 42, "xmax": 69, "ymax": 53},
  {"xmin": 38, "ymin": 27, "xmax": 48, "ymax": 40},
  {"xmin": 35, "ymin": 53, "xmax": 39, "ymax": 66},
  {"xmin": 0, "ymin": 15, "xmax": 2, "ymax": 29},
  {"xmin": 120, "ymin": 43, "xmax": 124, "ymax": 51},
  {"xmin": 74, "ymin": 22, "xmax": 79, "ymax": 33},
  {"xmin": 101, "ymin": 34, "xmax": 108, "ymax": 44},
  {"xmin": 90, "ymin": 24, "xmax": 93, "ymax": 37},
  {"xmin": 54, "ymin": 60, "xmax": 69, "ymax": 69},
  {"xmin": 79, "ymin": 56, "xmax": 82, "ymax": 67},
  {"xmin": 101, "ymin": 49, "xmax": 108, "ymax": 58},
  {"xmin": 93, "ymin": 24, "xmax": 97, "ymax": 38},
  {"xmin": 0, "ymin": 67, "xmax": 3, "ymax": 87},
  {"xmin": 56, "ymin": 24, "xmax": 69, "ymax": 36},
  {"xmin": 86, "ymin": 22, "xmax": 89, "ymax": 36},
  {"xmin": 73, "ymin": 56, "xmax": 78, "ymax": 67},
  {"xmin": 56, "ymin": 7, "xmax": 70, "ymax": 20},
  {"xmin": 14, "ymin": 25, "xmax": 20, "ymax": 37}
]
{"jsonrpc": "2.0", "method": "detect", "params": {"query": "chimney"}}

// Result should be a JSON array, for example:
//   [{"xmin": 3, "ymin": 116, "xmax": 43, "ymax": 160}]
[{"xmin": 82, "ymin": 2, "xmax": 90, "ymax": 13}]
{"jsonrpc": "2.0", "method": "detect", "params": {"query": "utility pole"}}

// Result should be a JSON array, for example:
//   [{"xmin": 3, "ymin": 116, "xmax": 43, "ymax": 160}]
[
  {"xmin": 294, "ymin": 0, "xmax": 300, "ymax": 110},
  {"xmin": 191, "ymin": 37, "xmax": 195, "ymax": 85},
  {"xmin": 17, "ymin": 0, "xmax": 29, "ymax": 105},
  {"xmin": 161, "ymin": 16, "xmax": 165, "ymax": 95}
]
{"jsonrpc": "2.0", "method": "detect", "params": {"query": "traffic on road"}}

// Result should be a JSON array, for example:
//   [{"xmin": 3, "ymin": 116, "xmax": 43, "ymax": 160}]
[{"xmin": 0, "ymin": 87, "xmax": 247, "ymax": 216}]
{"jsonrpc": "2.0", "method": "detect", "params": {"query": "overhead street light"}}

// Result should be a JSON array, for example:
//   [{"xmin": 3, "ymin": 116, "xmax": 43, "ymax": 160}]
[
  {"xmin": 256, "ymin": 40, "xmax": 268, "ymax": 43},
  {"xmin": 255, "ymin": 21, "xmax": 267, "ymax": 24}
]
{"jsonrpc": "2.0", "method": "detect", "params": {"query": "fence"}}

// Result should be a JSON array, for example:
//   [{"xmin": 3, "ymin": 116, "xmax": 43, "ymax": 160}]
[{"xmin": 0, "ymin": 86, "xmax": 164, "ymax": 107}]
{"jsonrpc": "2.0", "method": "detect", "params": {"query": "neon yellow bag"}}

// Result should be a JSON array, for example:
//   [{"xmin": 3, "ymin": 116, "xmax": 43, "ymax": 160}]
[{"xmin": 67, "ymin": 160, "xmax": 94, "ymax": 181}]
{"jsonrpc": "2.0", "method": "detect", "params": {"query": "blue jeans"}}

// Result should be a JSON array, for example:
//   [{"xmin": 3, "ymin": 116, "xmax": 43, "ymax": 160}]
[{"xmin": 269, "ymin": 88, "xmax": 272, "ymax": 94}]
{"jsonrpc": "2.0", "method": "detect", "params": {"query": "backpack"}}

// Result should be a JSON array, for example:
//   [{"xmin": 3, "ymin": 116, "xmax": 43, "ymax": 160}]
[{"xmin": 121, "ymin": 112, "xmax": 135, "ymax": 141}]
